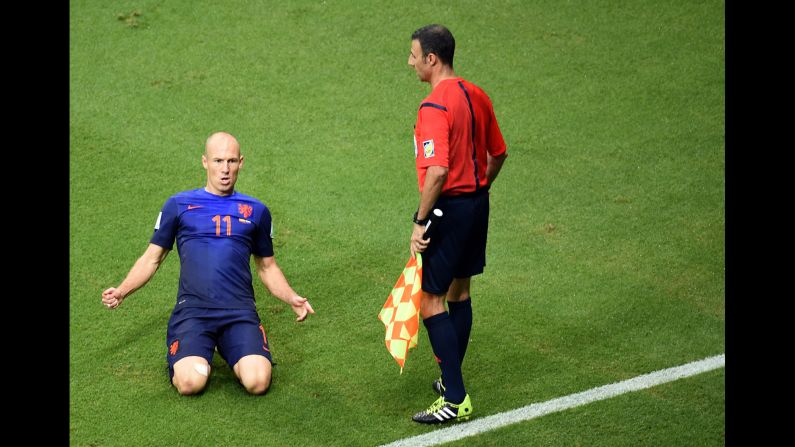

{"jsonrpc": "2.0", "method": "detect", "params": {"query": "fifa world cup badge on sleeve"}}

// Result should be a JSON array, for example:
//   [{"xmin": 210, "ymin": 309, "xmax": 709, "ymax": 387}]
[{"xmin": 422, "ymin": 139, "xmax": 435, "ymax": 158}]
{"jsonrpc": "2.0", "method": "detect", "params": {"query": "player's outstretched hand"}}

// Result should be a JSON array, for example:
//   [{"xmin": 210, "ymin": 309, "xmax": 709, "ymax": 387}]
[
  {"xmin": 290, "ymin": 296, "xmax": 315, "ymax": 322},
  {"xmin": 101, "ymin": 287, "xmax": 124, "ymax": 310}
]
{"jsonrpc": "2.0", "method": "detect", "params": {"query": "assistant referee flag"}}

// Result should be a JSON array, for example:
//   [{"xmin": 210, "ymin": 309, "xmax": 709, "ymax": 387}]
[{"xmin": 378, "ymin": 254, "xmax": 423, "ymax": 373}]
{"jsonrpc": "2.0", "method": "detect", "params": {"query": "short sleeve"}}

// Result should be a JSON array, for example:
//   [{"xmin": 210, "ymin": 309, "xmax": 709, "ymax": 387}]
[
  {"xmin": 252, "ymin": 206, "xmax": 274, "ymax": 258},
  {"xmin": 415, "ymin": 105, "xmax": 450, "ymax": 168},
  {"xmin": 150, "ymin": 196, "xmax": 178, "ymax": 250}
]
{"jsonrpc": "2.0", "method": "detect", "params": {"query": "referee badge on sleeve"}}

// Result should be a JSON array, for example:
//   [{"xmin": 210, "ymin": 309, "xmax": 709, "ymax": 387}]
[{"xmin": 422, "ymin": 139, "xmax": 435, "ymax": 158}]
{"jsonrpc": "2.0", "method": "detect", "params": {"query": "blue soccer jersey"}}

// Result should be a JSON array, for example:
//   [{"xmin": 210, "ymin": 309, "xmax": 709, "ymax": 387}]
[{"xmin": 150, "ymin": 188, "xmax": 274, "ymax": 310}]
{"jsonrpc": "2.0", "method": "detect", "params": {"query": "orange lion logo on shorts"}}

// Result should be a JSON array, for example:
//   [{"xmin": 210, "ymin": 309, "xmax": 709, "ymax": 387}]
[{"xmin": 169, "ymin": 340, "xmax": 180, "ymax": 356}]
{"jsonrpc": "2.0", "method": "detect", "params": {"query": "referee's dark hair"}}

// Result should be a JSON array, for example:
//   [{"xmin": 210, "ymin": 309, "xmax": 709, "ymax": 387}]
[{"xmin": 411, "ymin": 24, "xmax": 456, "ymax": 68}]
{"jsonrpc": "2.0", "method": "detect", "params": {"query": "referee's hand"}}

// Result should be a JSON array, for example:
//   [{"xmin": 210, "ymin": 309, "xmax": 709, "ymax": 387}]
[{"xmin": 410, "ymin": 223, "xmax": 430, "ymax": 257}]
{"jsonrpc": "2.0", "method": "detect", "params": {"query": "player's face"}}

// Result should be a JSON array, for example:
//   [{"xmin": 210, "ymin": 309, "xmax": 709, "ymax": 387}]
[
  {"xmin": 408, "ymin": 39, "xmax": 430, "ymax": 83},
  {"xmin": 202, "ymin": 143, "xmax": 243, "ymax": 196}
]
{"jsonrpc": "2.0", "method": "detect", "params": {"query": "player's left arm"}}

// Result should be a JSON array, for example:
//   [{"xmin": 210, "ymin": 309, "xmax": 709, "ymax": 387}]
[{"xmin": 253, "ymin": 255, "xmax": 315, "ymax": 322}]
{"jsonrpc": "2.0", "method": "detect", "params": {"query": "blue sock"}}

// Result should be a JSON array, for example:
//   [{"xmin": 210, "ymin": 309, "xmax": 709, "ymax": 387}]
[
  {"xmin": 423, "ymin": 312, "xmax": 466, "ymax": 404},
  {"xmin": 447, "ymin": 298, "xmax": 472, "ymax": 364}
]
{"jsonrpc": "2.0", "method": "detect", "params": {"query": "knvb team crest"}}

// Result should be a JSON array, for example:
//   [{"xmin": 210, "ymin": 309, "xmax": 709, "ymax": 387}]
[{"xmin": 238, "ymin": 203, "xmax": 253, "ymax": 219}]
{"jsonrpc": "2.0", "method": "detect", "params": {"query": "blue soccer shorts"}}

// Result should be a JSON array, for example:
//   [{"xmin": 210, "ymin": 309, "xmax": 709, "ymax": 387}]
[
  {"xmin": 166, "ymin": 306, "xmax": 272, "ymax": 379},
  {"xmin": 421, "ymin": 188, "xmax": 490, "ymax": 295}
]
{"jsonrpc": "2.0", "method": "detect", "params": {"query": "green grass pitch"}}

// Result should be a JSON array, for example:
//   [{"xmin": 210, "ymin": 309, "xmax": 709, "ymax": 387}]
[{"xmin": 70, "ymin": 1, "xmax": 724, "ymax": 445}]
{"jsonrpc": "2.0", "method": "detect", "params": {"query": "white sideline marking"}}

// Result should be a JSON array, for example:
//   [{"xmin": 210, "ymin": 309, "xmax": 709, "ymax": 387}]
[{"xmin": 379, "ymin": 354, "xmax": 725, "ymax": 447}]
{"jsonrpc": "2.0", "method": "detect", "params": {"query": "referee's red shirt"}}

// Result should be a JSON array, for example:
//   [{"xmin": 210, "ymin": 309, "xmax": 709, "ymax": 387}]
[{"xmin": 413, "ymin": 77, "xmax": 507, "ymax": 195}]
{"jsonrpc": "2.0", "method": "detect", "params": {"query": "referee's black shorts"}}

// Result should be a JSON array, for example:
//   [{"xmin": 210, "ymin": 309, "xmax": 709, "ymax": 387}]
[{"xmin": 422, "ymin": 188, "xmax": 489, "ymax": 295}]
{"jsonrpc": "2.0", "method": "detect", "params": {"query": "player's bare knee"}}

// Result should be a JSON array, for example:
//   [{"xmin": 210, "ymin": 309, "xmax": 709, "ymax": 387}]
[
  {"xmin": 173, "ymin": 375, "xmax": 207, "ymax": 395},
  {"xmin": 175, "ymin": 381, "xmax": 198, "ymax": 395},
  {"xmin": 241, "ymin": 366, "xmax": 271, "ymax": 395},
  {"xmin": 243, "ymin": 375, "xmax": 271, "ymax": 395},
  {"xmin": 235, "ymin": 356, "xmax": 272, "ymax": 395},
  {"xmin": 172, "ymin": 359, "xmax": 210, "ymax": 395}
]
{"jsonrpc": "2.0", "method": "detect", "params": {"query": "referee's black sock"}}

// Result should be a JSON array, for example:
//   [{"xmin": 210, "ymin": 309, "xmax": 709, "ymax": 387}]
[
  {"xmin": 448, "ymin": 297, "xmax": 472, "ymax": 365},
  {"xmin": 423, "ymin": 312, "xmax": 466, "ymax": 405}
]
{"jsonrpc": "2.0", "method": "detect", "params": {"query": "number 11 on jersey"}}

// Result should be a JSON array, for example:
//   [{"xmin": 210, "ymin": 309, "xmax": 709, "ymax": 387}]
[{"xmin": 212, "ymin": 215, "xmax": 232, "ymax": 236}]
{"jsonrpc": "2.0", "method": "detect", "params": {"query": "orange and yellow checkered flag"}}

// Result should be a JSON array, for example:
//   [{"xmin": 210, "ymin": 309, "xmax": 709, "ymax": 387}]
[{"xmin": 378, "ymin": 254, "xmax": 423, "ymax": 373}]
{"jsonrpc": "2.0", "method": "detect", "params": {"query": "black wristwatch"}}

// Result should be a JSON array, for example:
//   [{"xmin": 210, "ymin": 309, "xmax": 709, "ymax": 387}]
[{"xmin": 413, "ymin": 211, "xmax": 429, "ymax": 225}]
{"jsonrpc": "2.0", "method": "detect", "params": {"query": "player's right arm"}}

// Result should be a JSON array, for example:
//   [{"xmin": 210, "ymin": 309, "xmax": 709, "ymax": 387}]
[{"xmin": 102, "ymin": 243, "xmax": 170, "ymax": 309}]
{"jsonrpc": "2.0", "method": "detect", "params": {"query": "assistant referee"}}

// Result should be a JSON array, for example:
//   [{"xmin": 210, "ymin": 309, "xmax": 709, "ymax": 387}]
[{"xmin": 406, "ymin": 24, "xmax": 509, "ymax": 424}]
